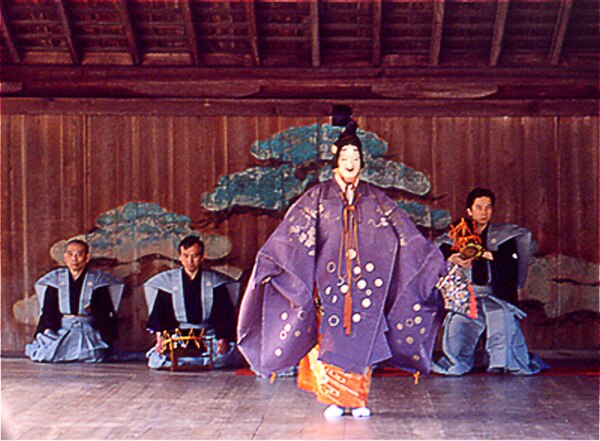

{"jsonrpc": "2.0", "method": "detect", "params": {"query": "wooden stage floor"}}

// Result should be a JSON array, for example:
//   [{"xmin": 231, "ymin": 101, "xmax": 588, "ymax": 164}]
[{"xmin": 1, "ymin": 357, "xmax": 598, "ymax": 440}]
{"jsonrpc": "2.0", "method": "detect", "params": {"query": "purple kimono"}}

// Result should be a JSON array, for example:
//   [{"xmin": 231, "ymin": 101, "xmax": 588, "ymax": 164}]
[{"xmin": 238, "ymin": 179, "xmax": 445, "ymax": 377}]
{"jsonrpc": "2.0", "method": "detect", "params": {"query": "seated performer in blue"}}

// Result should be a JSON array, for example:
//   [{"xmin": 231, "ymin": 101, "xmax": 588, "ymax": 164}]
[
  {"xmin": 144, "ymin": 235, "xmax": 240, "ymax": 369},
  {"xmin": 432, "ymin": 188, "xmax": 547, "ymax": 376},
  {"xmin": 25, "ymin": 239, "xmax": 123, "ymax": 363}
]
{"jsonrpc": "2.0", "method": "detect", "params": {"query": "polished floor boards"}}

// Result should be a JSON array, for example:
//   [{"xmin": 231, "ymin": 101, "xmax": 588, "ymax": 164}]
[{"xmin": 1, "ymin": 357, "xmax": 598, "ymax": 440}]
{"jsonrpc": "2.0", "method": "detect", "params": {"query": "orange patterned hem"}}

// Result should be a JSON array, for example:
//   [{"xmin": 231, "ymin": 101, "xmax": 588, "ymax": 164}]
[{"xmin": 297, "ymin": 344, "xmax": 371, "ymax": 408}]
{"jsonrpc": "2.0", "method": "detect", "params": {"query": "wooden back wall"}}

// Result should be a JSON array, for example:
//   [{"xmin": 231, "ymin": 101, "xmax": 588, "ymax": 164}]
[{"xmin": 1, "ymin": 112, "xmax": 598, "ymax": 353}]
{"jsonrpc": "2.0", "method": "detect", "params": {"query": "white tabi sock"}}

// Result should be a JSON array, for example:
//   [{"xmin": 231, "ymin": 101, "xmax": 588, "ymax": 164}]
[
  {"xmin": 351, "ymin": 407, "xmax": 371, "ymax": 418},
  {"xmin": 323, "ymin": 405, "xmax": 344, "ymax": 419}
]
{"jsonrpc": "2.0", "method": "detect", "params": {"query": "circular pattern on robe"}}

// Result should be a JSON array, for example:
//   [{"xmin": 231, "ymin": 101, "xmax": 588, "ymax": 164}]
[
  {"xmin": 420, "ymin": 327, "xmax": 427, "ymax": 335},
  {"xmin": 366, "ymin": 289, "xmax": 373, "ymax": 296},
  {"xmin": 298, "ymin": 310, "xmax": 306, "ymax": 320},
  {"xmin": 327, "ymin": 261, "xmax": 336, "ymax": 273},
  {"xmin": 294, "ymin": 330, "xmax": 302, "ymax": 337},
  {"xmin": 361, "ymin": 298, "xmax": 372, "ymax": 309},
  {"xmin": 347, "ymin": 249, "xmax": 357, "ymax": 260},
  {"xmin": 280, "ymin": 312, "xmax": 289, "ymax": 321},
  {"xmin": 396, "ymin": 323, "xmax": 403, "ymax": 331},
  {"xmin": 405, "ymin": 318, "xmax": 414, "ymax": 327},
  {"xmin": 412, "ymin": 355, "xmax": 420, "ymax": 361},
  {"xmin": 328, "ymin": 315, "xmax": 340, "ymax": 327},
  {"xmin": 374, "ymin": 278, "xmax": 384, "ymax": 287},
  {"xmin": 357, "ymin": 279, "xmax": 367, "ymax": 290},
  {"xmin": 365, "ymin": 262, "xmax": 375, "ymax": 273},
  {"xmin": 406, "ymin": 336, "xmax": 414, "ymax": 344},
  {"xmin": 284, "ymin": 323, "xmax": 292, "ymax": 332},
  {"xmin": 413, "ymin": 304, "xmax": 422, "ymax": 312},
  {"xmin": 352, "ymin": 313, "xmax": 362, "ymax": 323},
  {"xmin": 414, "ymin": 316, "xmax": 422, "ymax": 325},
  {"xmin": 325, "ymin": 286, "xmax": 332, "ymax": 296},
  {"xmin": 353, "ymin": 266, "xmax": 362, "ymax": 276},
  {"xmin": 279, "ymin": 331, "xmax": 287, "ymax": 340},
  {"xmin": 340, "ymin": 285, "xmax": 349, "ymax": 294},
  {"xmin": 274, "ymin": 348, "xmax": 283, "ymax": 357},
  {"xmin": 332, "ymin": 295, "xmax": 338, "ymax": 304}
]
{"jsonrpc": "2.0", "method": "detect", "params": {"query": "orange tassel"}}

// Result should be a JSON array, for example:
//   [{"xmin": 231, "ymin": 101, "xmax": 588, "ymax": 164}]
[
  {"xmin": 338, "ymin": 193, "xmax": 362, "ymax": 337},
  {"xmin": 413, "ymin": 371, "xmax": 421, "ymax": 385},
  {"xmin": 467, "ymin": 281, "xmax": 478, "ymax": 319},
  {"xmin": 343, "ymin": 291, "xmax": 352, "ymax": 335},
  {"xmin": 269, "ymin": 372, "xmax": 276, "ymax": 384}
]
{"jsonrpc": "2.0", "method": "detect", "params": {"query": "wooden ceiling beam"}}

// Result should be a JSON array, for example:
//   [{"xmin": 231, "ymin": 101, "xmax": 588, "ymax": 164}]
[
  {"xmin": 116, "ymin": 0, "xmax": 141, "ymax": 65},
  {"xmin": 0, "ymin": 2, "xmax": 21, "ymax": 63},
  {"xmin": 310, "ymin": 0, "xmax": 320, "ymax": 67},
  {"xmin": 54, "ymin": 0, "xmax": 80, "ymax": 65},
  {"xmin": 429, "ymin": 0, "xmax": 445, "ymax": 66},
  {"xmin": 489, "ymin": 0, "xmax": 509, "ymax": 66},
  {"xmin": 2, "ymin": 65, "xmax": 596, "ymax": 84},
  {"xmin": 549, "ymin": 0, "xmax": 574, "ymax": 66},
  {"xmin": 245, "ymin": 0, "xmax": 260, "ymax": 66},
  {"xmin": 181, "ymin": 0, "xmax": 201, "ymax": 66},
  {"xmin": 3, "ymin": 97, "xmax": 595, "ymax": 117},
  {"xmin": 371, "ymin": 0, "xmax": 382, "ymax": 66}
]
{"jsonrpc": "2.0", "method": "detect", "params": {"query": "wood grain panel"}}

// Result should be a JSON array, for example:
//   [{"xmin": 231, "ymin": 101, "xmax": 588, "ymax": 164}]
[
  {"xmin": 557, "ymin": 116, "xmax": 598, "ymax": 262},
  {"xmin": 522, "ymin": 117, "xmax": 559, "ymax": 256},
  {"xmin": 59, "ymin": 115, "xmax": 87, "ymax": 237},
  {"xmin": 488, "ymin": 117, "xmax": 525, "ymax": 224},
  {"xmin": 1, "ymin": 115, "xmax": 28, "ymax": 349},
  {"xmin": 1, "ymin": 112, "xmax": 598, "ymax": 353},
  {"xmin": 22, "ymin": 116, "xmax": 65, "ymax": 283},
  {"xmin": 86, "ymin": 116, "xmax": 130, "ymax": 219},
  {"xmin": 431, "ymin": 117, "xmax": 470, "ymax": 218}
]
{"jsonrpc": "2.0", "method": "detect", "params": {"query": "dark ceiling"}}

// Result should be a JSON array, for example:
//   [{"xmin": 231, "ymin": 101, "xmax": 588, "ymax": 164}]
[{"xmin": 1, "ymin": 1, "xmax": 598, "ymax": 114}]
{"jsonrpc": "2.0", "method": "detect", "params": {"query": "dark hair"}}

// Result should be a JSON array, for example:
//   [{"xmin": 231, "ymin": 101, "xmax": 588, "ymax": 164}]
[
  {"xmin": 66, "ymin": 239, "xmax": 89, "ymax": 254},
  {"xmin": 466, "ymin": 188, "xmax": 496, "ymax": 210},
  {"xmin": 331, "ymin": 104, "xmax": 353, "ymax": 127},
  {"xmin": 178, "ymin": 235, "xmax": 205, "ymax": 256},
  {"xmin": 333, "ymin": 120, "xmax": 364, "ymax": 168}
]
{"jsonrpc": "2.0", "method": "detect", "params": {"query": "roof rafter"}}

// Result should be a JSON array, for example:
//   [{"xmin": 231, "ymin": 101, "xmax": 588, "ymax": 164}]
[
  {"xmin": 0, "ymin": 2, "xmax": 21, "ymax": 63},
  {"xmin": 245, "ymin": 0, "xmax": 260, "ymax": 66},
  {"xmin": 549, "ymin": 0, "xmax": 573, "ymax": 66},
  {"xmin": 489, "ymin": 0, "xmax": 509, "ymax": 66},
  {"xmin": 371, "ymin": 0, "xmax": 382, "ymax": 66},
  {"xmin": 116, "ymin": 0, "xmax": 141, "ymax": 65},
  {"xmin": 181, "ymin": 0, "xmax": 201, "ymax": 65},
  {"xmin": 429, "ymin": 0, "xmax": 445, "ymax": 66},
  {"xmin": 54, "ymin": 0, "xmax": 80, "ymax": 65},
  {"xmin": 310, "ymin": 0, "xmax": 320, "ymax": 67}
]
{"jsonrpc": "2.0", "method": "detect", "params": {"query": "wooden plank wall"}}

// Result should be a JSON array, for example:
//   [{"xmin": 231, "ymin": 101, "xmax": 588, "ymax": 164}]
[{"xmin": 1, "ymin": 113, "xmax": 598, "ymax": 353}]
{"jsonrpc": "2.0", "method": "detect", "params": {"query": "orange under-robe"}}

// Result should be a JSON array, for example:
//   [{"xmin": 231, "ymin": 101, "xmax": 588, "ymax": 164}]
[
  {"xmin": 297, "ymin": 283, "xmax": 372, "ymax": 409},
  {"xmin": 297, "ymin": 342, "xmax": 372, "ymax": 409}
]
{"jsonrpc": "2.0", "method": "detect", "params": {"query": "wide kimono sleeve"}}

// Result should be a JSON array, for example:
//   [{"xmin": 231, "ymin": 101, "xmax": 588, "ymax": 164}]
[
  {"xmin": 34, "ymin": 285, "xmax": 61, "ymax": 336},
  {"xmin": 376, "ymin": 192, "xmax": 447, "ymax": 374},
  {"xmin": 90, "ymin": 285, "xmax": 118, "ymax": 345},
  {"xmin": 237, "ymin": 185, "xmax": 322, "ymax": 377}
]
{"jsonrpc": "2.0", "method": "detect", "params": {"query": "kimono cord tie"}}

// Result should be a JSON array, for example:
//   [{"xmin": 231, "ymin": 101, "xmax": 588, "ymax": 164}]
[{"xmin": 338, "ymin": 191, "xmax": 362, "ymax": 335}]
